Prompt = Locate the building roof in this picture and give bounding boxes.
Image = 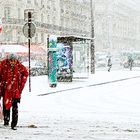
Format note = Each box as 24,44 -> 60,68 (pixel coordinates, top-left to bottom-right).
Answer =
57,35 -> 95,43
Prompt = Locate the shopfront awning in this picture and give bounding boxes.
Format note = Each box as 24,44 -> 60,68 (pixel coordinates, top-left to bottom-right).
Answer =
23,44 -> 46,55
0,45 -> 29,56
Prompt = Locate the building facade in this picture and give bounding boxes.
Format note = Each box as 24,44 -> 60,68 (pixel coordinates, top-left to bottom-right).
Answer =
0,0 -> 91,51
94,0 -> 140,55
1,0 -> 140,70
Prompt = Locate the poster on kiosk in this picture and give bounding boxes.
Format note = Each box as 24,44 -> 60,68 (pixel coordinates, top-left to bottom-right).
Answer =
57,43 -> 73,82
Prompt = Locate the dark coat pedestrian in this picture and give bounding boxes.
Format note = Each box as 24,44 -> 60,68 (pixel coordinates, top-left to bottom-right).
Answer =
107,57 -> 112,72
128,57 -> 133,71
0,54 -> 28,130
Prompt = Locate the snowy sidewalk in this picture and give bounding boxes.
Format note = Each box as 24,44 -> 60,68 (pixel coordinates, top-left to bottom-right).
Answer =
24,70 -> 140,96
1,70 -> 140,140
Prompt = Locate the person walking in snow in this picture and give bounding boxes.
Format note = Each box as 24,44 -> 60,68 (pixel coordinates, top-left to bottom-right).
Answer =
107,57 -> 112,72
0,54 -> 28,130
128,56 -> 133,71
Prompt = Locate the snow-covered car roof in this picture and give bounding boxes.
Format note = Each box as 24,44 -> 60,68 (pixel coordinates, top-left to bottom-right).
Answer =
22,61 -> 45,68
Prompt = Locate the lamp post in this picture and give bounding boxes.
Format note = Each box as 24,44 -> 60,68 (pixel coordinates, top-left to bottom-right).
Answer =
90,0 -> 95,74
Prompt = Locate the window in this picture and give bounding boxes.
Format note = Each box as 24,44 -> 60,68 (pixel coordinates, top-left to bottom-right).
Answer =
41,13 -> 44,23
18,8 -> 20,19
61,18 -> 64,27
4,7 -> 10,19
61,9 -> 64,13
47,15 -> 50,23
5,31 -> 12,42
35,33 -> 38,43
17,31 -> 20,43
41,0 -> 44,6
52,16 -> 55,24
41,33 -> 44,43
34,0 -> 38,5
27,0 -> 31,4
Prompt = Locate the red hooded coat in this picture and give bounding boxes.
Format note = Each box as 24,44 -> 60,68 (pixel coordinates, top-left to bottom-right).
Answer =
0,59 -> 28,109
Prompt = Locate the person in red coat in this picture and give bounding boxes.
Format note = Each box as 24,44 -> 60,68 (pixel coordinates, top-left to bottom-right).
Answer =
0,54 -> 28,130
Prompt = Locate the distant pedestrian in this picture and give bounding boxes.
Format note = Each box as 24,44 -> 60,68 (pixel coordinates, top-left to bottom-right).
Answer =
107,57 -> 112,72
0,54 -> 28,130
128,57 -> 133,71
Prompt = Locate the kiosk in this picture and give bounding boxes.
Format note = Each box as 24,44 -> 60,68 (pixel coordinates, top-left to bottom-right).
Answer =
57,36 -> 92,82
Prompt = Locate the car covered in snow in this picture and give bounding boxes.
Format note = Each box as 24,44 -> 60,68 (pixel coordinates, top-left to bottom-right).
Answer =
22,61 -> 47,76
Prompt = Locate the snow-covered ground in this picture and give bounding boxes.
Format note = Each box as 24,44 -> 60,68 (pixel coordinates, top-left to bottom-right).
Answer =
1,69 -> 140,140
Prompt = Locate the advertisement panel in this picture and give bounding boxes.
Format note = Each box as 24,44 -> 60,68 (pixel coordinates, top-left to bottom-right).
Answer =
57,43 -> 73,82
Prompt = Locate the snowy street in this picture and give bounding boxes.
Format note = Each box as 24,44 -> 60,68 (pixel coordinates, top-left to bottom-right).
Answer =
1,0 -> 140,139
1,70 -> 140,140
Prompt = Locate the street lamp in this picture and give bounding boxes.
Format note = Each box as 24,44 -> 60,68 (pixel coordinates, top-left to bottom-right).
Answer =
90,0 -> 95,74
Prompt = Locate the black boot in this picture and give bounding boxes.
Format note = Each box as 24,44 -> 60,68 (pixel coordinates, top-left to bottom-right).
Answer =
11,99 -> 18,130
4,121 -> 9,126
11,127 -> 17,130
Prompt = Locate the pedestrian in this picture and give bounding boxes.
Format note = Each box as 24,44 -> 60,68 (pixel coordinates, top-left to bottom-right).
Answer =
128,56 -> 133,71
107,57 -> 112,72
0,54 -> 28,130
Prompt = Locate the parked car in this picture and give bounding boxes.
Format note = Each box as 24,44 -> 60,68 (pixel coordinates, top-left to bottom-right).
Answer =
96,57 -> 107,67
22,61 -> 47,76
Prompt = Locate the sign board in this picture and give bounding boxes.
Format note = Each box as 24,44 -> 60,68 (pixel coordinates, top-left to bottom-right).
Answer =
23,22 -> 36,38
24,9 -> 34,22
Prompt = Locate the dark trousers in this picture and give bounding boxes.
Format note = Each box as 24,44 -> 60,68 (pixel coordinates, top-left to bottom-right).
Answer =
3,98 -> 18,128
108,65 -> 112,72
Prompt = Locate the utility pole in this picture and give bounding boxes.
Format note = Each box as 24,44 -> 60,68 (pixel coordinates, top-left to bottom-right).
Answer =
23,9 -> 36,92
28,11 -> 31,92
90,0 -> 95,74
